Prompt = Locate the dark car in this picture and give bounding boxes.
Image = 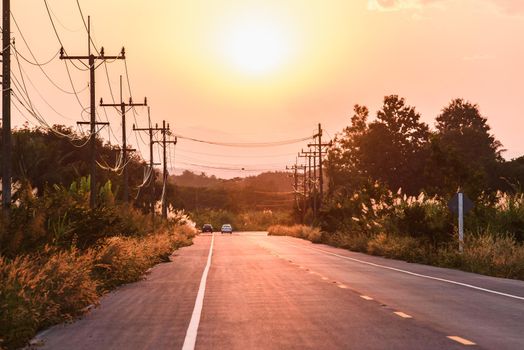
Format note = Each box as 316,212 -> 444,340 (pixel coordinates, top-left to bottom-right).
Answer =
202,224 -> 214,233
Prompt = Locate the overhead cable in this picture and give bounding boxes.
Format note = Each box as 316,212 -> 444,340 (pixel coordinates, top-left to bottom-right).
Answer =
173,134 -> 314,148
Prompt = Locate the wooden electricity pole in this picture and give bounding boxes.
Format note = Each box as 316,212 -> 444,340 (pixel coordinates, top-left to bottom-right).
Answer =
152,120 -> 176,219
2,0 -> 11,212
308,123 -> 331,209
100,76 -> 146,202
133,108 -> 162,228
60,16 -> 125,208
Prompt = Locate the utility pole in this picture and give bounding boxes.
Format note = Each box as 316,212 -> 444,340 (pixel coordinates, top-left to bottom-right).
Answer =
298,150 -> 313,218
60,16 -> 125,208
100,76 -> 146,203
308,123 -> 331,209
152,120 -> 176,219
133,108 -> 162,229
2,0 -> 11,212
286,162 -> 299,206
287,161 -> 306,222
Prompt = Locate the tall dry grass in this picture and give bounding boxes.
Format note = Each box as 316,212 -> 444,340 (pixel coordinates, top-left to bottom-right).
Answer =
0,225 -> 196,350
269,225 -> 524,281
268,224 -> 322,243
0,247 -> 98,349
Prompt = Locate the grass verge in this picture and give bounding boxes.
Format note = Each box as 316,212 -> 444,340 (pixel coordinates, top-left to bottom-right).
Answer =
0,225 -> 195,350
268,225 -> 524,281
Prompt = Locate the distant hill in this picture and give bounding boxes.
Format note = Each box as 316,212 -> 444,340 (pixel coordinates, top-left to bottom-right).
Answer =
170,170 -> 293,192
167,170 -> 295,212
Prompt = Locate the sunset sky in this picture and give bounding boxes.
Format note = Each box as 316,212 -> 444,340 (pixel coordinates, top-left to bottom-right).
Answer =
7,0 -> 524,178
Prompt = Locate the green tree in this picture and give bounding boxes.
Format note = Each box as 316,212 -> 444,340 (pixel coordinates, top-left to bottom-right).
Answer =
427,99 -> 503,198
359,95 -> 430,195
327,104 -> 369,194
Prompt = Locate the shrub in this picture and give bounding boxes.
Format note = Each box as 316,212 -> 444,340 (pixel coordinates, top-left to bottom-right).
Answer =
268,224 -> 322,243
191,209 -> 291,232
93,227 -> 195,291
323,231 -> 370,253
0,224 -> 196,350
366,233 -> 431,263
0,247 -> 98,349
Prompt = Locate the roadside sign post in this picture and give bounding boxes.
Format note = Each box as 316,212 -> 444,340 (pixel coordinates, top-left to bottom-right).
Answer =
448,192 -> 473,253
458,192 -> 464,252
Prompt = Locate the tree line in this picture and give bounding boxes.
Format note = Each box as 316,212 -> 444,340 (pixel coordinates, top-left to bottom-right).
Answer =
326,95 -> 521,199
0,125 -> 293,214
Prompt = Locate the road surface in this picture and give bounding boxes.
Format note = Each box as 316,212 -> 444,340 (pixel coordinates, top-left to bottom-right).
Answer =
34,232 -> 524,349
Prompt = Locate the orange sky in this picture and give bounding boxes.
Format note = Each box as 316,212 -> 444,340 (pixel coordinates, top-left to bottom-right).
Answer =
6,0 -> 524,178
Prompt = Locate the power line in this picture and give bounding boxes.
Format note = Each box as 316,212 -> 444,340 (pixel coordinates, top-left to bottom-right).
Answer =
43,0 -> 89,71
60,15 -> 125,208
11,10 -> 86,94
100,76 -> 147,202
76,0 -> 101,57
174,134 -> 314,148
176,161 -> 284,172
47,1 -> 82,33
11,45 -> 59,66
174,147 -> 297,159
12,42 -> 76,121
174,153 -> 289,168
124,59 -> 148,158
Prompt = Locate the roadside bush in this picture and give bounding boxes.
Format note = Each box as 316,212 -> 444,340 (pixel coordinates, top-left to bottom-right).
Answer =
366,233 -> 432,263
322,231 -> 370,253
0,179 -> 156,257
0,247 -> 98,350
0,225 -> 196,350
191,209 -> 291,231
435,232 -> 524,279
268,224 -> 322,243
273,224 -> 524,280
235,210 -> 293,231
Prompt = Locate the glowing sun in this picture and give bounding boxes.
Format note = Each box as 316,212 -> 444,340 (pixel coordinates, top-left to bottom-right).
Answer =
220,17 -> 291,76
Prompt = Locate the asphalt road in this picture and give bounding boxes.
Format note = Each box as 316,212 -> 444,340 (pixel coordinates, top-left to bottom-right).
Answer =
34,232 -> 524,350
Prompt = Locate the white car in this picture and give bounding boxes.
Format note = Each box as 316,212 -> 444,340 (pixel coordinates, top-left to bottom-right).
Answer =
221,224 -> 233,234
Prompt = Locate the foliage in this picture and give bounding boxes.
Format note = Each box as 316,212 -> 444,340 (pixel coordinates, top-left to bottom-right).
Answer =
0,247 -> 98,349
0,125 -> 149,204
190,209 -> 291,231
327,96 -> 507,203
0,178 -> 158,257
426,99 -> 503,197
168,171 -> 294,213
92,229 -> 194,290
320,183 -> 453,245
0,225 -> 195,350
268,224 -> 322,243
360,95 -> 430,195
270,225 -> 524,281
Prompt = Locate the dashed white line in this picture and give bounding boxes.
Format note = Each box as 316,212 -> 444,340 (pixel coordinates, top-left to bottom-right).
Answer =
182,233 -> 215,350
283,241 -> 524,301
447,336 -> 476,345
394,311 -> 412,319
360,295 -> 374,301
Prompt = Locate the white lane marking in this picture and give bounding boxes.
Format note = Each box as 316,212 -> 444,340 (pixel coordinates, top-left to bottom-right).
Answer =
283,241 -> 524,301
394,311 -> 412,319
360,295 -> 374,301
337,284 -> 349,289
182,233 -> 215,350
447,336 -> 476,345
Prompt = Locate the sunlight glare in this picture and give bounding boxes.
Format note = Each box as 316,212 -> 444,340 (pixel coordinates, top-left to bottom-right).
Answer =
221,17 -> 291,76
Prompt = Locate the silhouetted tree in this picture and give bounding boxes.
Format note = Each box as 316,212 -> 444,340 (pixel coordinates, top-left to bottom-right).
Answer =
359,95 -> 430,194
327,104 -> 369,193
427,99 -> 503,198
